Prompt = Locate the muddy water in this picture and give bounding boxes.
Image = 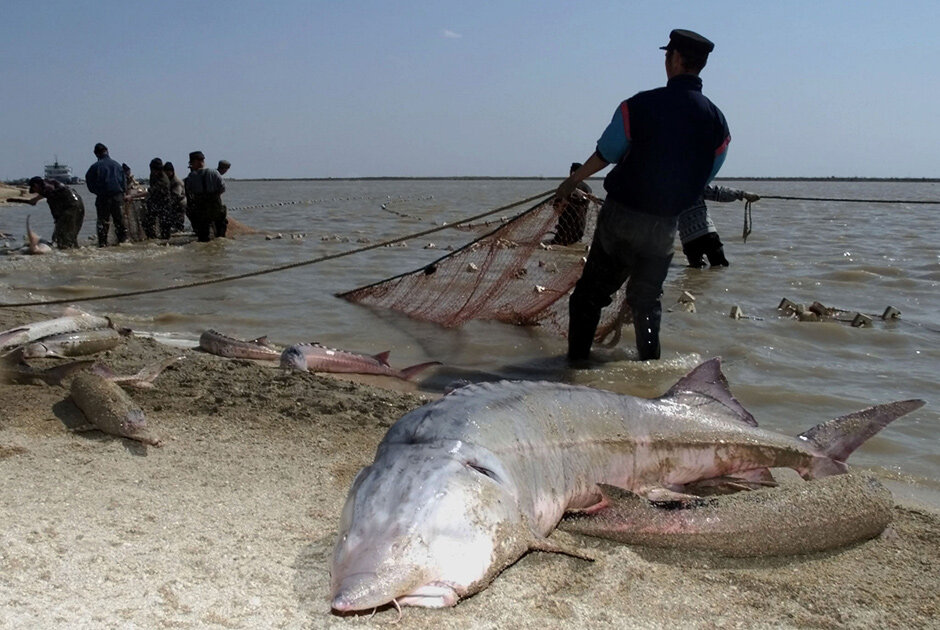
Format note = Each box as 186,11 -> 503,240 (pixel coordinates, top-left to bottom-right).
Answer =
1,179 -> 937,490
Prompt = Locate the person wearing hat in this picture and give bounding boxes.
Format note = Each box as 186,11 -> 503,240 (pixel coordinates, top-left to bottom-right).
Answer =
9,176 -> 85,249
679,184 -> 760,268
84,143 -> 128,246
549,161 -> 593,246
183,151 -> 227,241
554,29 -> 731,362
217,160 -> 231,176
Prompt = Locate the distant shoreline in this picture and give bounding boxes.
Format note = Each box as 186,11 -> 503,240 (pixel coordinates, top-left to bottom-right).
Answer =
229,176 -> 940,183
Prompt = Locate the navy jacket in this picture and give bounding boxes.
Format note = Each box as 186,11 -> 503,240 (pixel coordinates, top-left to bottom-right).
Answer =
85,155 -> 126,196
600,75 -> 730,218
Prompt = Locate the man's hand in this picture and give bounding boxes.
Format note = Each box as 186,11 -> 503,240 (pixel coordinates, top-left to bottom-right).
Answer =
554,177 -> 578,209
743,192 -> 760,202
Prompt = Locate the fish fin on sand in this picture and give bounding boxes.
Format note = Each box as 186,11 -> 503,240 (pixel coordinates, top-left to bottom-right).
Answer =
662,357 -> 757,427
639,486 -> 702,505
798,399 -> 926,477
249,335 -> 274,348
399,361 -> 443,381
684,469 -> 777,495
373,351 -> 392,366
530,531 -> 595,561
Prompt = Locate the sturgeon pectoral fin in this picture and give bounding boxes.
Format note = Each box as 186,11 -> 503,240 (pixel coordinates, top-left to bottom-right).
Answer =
684,469 -> 778,495
530,532 -> 595,561
639,485 -> 702,505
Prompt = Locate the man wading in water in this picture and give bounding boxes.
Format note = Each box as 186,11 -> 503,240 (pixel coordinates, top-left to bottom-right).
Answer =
184,151 -> 227,241
555,29 -> 731,363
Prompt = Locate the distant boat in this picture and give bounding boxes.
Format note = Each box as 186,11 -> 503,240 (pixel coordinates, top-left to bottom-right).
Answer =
44,156 -> 79,184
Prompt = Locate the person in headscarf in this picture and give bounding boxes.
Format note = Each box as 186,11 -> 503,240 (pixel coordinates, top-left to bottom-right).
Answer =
163,161 -> 187,233
142,158 -> 173,239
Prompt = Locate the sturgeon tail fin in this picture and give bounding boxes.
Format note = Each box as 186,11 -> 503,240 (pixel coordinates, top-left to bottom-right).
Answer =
798,399 -> 925,479
399,361 -> 443,381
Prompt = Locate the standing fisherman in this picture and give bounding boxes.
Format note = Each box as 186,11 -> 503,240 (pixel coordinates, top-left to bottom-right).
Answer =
555,30 -> 730,362
10,177 -> 85,248
84,143 -> 127,247
183,151 -> 227,241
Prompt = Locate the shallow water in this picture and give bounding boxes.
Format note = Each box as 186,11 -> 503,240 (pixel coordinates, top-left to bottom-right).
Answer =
2,179 -> 938,489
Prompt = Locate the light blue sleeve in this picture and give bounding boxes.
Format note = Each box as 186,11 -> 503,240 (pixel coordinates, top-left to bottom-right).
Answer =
596,102 -> 631,164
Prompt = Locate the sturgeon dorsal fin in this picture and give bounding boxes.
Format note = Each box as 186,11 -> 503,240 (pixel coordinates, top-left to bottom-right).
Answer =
373,351 -> 391,366
662,357 -> 757,426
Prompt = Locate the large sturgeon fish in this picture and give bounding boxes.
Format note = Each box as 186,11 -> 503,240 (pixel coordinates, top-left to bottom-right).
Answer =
329,358 -> 924,612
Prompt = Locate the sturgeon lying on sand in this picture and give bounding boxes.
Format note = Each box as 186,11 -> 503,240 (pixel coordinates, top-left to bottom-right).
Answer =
199,329 -> 281,361
22,326 -> 131,358
70,372 -> 163,446
280,342 -> 440,380
329,358 -> 924,612
561,473 -> 894,557
0,308 -> 113,351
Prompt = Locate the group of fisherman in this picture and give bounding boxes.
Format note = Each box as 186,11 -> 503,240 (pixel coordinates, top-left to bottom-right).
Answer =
11,145 -> 231,248
553,29 -> 759,364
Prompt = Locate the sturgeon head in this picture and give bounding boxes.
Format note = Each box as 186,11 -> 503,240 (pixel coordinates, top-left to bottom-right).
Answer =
330,440 -> 536,612
280,346 -> 308,372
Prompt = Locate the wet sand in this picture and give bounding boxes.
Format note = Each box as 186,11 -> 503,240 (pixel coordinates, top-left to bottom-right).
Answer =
0,306 -> 938,628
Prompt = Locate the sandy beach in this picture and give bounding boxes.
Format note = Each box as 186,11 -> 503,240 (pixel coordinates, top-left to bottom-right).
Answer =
0,305 -> 938,629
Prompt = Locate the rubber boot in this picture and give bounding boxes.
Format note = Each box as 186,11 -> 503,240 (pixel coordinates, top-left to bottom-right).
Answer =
633,308 -> 662,361
567,303 -> 602,364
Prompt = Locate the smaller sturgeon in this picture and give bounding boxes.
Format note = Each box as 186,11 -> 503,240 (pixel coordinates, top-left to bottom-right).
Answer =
70,372 -> 163,446
1,359 -> 96,386
90,355 -> 184,389
0,308 -> 113,350
22,326 -> 131,358
280,343 -> 440,380
199,329 -> 281,361
561,473 -> 894,557
23,215 -> 52,255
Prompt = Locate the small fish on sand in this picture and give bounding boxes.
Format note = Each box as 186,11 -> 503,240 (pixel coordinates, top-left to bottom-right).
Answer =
69,372 -> 163,446
1,358 -> 96,386
0,307 -> 113,351
280,342 -> 440,380
21,326 -> 131,358
90,356 -> 184,389
198,329 -> 280,361
560,473 -> 893,557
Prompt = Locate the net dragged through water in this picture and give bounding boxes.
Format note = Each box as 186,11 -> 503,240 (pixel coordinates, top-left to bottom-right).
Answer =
340,194 -> 631,343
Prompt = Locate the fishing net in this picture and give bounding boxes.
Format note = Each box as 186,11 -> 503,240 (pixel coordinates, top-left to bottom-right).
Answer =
340,193 -> 631,343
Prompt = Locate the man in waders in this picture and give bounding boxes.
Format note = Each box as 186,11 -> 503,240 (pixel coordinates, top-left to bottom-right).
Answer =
183,151 -> 227,241
85,143 -> 128,247
554,29 -> 730,363
11,177 -> 86,248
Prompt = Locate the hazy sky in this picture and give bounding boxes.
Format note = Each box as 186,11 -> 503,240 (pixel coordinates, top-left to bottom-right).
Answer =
2,1 -> 938,179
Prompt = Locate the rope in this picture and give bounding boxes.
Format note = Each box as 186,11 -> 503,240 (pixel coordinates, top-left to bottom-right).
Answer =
742,199 -> 753,243
0,190 -> 555,309
759,195 -> 940,204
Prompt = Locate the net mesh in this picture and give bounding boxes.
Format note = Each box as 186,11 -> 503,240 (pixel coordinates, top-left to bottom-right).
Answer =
340,194 -> 631,343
